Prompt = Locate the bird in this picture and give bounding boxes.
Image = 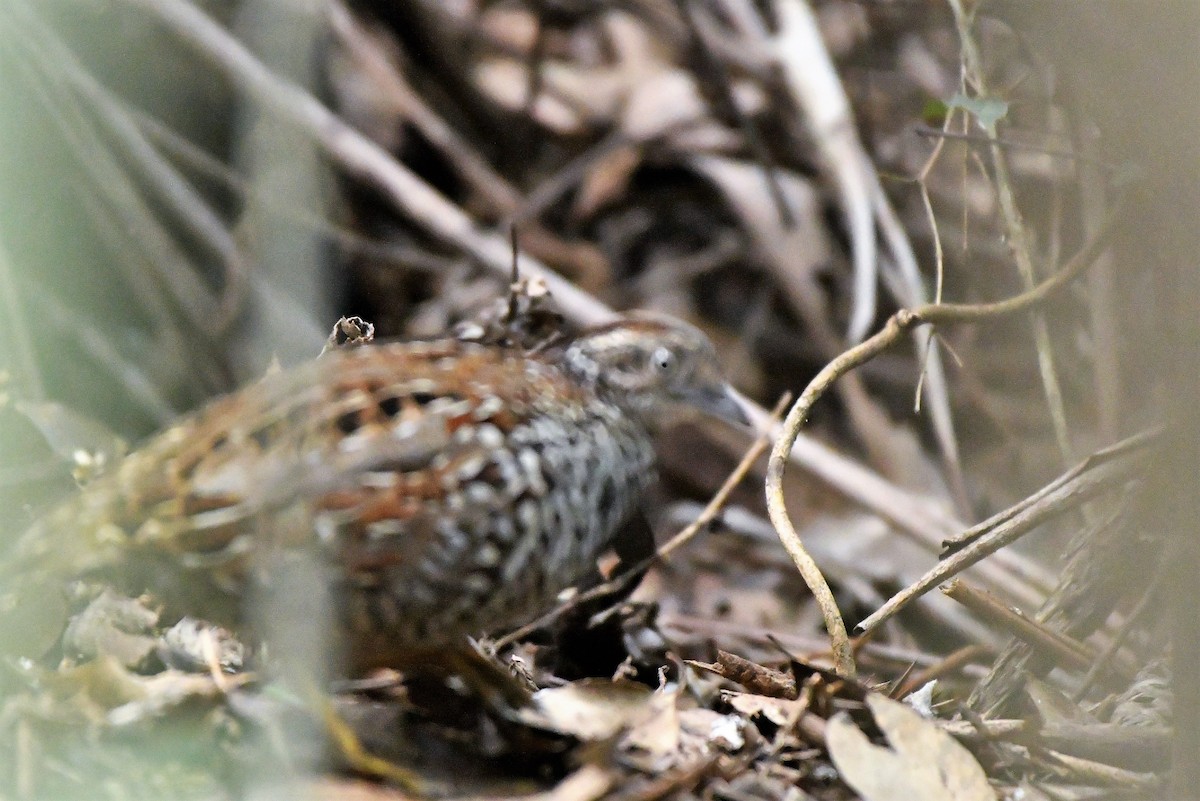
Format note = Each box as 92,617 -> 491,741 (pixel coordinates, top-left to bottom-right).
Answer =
1,312 -> 748,674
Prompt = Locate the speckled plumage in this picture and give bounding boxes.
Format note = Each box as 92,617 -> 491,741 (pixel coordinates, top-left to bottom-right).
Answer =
7,314 -> 744,669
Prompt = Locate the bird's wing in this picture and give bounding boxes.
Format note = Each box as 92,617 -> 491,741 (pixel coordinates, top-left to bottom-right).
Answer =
9,341 -> 585,585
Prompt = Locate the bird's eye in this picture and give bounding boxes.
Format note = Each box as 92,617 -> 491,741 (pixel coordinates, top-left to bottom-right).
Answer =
651,347 -> 676,373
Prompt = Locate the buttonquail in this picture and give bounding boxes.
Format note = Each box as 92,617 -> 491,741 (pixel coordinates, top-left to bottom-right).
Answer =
3,313 -> 747,671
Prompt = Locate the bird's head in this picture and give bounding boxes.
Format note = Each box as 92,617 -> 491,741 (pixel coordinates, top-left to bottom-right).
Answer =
563,313 -> 749,428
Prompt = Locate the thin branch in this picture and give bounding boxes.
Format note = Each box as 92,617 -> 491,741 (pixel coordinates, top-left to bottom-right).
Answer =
941,580 -> 1135,680
770,0 -> 968,512
940,719 -> 1170,774
909,108 -> 970,513
858,428 -> 1149,636
773,0 -> 876,344
130,105 -> 456,274
894,643 -> 991,698
767,196 -> 1122,667
327,1 -> 521,214
659,393 -> 790,559
1071,553 -> 1167,702
912,124 -> 1114,168
943,429 -> 1156,552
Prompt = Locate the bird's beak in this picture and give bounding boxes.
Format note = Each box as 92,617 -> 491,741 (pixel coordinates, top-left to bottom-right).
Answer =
681,382 -> 752,427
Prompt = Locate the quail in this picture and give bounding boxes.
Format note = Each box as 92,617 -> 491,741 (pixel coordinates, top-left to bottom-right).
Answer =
2,313 -> 747,672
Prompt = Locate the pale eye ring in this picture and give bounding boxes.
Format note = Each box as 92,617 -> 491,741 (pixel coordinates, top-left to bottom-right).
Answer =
651,347 -> 676,373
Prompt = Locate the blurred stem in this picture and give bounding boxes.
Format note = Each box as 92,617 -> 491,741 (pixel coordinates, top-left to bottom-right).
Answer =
0,226 -> 44,401
946,0 -> 1075,467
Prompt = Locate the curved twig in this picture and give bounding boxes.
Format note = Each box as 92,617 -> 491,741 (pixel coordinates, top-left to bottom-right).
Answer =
766,197 -> 1123,680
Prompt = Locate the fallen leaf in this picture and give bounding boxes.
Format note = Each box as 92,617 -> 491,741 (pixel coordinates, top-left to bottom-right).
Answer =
680,708 -> 744,752
725,692 -> 806,728
621,687 -> 680,758
523,679 -> 659,741
574,144 -> 643,220
826,693 -> 994,801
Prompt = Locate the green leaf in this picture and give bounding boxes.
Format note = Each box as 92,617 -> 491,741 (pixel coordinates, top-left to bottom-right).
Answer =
946,92 -> 1009,129
922,98 -> 950,126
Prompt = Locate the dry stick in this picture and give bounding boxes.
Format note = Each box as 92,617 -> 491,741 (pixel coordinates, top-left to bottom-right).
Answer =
119,0 -> 615,327
329,1 -> 609,289
941,719 -> 1171,774
941,580 -> 1126,677
660,612 -> 964,671
1034,750 -> 1161,792
773,0 -> 876,344
943,429 -> 1157,552
327,1 -> 520,214
894,643 -> 991,699
766,200 -> 1122,679
912,125 -> 1118,169
771,0 -> 968,513
911,109 -> 971,515
659,395 -> 790,558
733,405 -> 1055,613
859,430 -> 1149,637
493,394 -> 789,650
515,115 -> 718,228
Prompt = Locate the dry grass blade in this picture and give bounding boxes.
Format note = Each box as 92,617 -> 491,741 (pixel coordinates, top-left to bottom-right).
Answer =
0,229 -> 44,402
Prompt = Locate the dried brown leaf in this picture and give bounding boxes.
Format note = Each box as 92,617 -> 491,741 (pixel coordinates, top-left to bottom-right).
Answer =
574,145 -> 643,221
724,692 -> 807,728
523,678 -> 659,741
826,693 -> 994,801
